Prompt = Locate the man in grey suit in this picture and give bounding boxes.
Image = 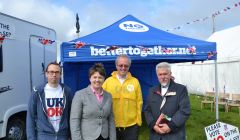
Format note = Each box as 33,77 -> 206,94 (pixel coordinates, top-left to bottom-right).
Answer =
70,63 -> 116,140
144,62 -> 190,140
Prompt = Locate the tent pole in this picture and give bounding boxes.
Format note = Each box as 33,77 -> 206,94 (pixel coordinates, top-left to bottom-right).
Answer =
212,14 -> 219,121
214,60 -> 219,121
212,14 -> 216,34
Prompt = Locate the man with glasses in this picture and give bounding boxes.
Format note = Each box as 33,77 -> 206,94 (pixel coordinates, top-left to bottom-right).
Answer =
103,54 -> 143,140
27,62 -> 72,140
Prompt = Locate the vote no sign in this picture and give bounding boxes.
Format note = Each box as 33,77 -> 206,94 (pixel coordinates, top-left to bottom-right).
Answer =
205,122 -> 240,140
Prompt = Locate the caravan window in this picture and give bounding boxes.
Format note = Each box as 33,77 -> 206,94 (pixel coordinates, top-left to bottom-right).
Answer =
0,44 -> 2,72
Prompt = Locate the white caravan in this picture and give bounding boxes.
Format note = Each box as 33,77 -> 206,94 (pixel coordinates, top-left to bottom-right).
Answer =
0,12 -> 56,139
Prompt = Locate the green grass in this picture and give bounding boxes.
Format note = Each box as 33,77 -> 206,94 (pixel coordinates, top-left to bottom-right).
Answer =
139,94 -> 240,140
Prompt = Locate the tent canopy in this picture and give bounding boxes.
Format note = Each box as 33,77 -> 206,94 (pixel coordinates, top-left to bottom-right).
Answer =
60,15 -> 216,108
61,15 -> 216,63
208,25 -> 240,62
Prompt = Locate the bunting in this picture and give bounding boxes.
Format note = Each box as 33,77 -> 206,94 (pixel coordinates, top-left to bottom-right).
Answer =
207,51 -> 217,59
161,47 -> 174,53
0,34 -> 5,45
188,45 -> 196,54
106,46 -> 119,51
72,43 -> 215,58
38,38 -> 55,45
166,2 -> 240,32
75,41 -> 85,49
0,35 -> 57,46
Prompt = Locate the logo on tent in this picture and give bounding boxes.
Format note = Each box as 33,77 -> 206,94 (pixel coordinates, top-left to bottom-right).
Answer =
119,21 -> 149,32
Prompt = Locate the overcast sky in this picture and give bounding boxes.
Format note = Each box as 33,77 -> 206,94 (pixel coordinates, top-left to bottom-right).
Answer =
1,0 -> 240,42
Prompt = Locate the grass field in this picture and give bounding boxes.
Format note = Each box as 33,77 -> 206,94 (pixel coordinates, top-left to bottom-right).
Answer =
139,94 -> 240,140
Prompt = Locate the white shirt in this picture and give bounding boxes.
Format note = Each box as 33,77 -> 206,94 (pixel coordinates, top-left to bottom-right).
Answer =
44,84 -> 63,132
117,74 -> 127,85
161,86 -> 168,96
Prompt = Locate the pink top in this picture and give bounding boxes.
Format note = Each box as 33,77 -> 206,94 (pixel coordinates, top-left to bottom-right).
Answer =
91,86 -> 103,103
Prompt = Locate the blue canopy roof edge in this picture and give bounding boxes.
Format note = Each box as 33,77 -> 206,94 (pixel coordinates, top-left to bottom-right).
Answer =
61,14 -> 216,63
61,44 -> 217,63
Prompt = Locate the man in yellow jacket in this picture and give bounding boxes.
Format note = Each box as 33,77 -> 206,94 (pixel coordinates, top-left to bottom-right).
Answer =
102,54 -> 143,140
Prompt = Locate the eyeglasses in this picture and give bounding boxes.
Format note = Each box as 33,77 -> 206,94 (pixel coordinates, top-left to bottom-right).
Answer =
118,64 -> 129,68
47,71 -> 60,75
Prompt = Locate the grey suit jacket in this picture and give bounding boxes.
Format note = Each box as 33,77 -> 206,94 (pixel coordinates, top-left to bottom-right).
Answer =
144,80 -> 190,140
70,86 -> 116,140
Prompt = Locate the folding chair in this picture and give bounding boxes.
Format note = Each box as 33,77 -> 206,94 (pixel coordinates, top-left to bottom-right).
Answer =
215,93 -> 229,112
201,92 -> 215,112
226,94 -> 240,115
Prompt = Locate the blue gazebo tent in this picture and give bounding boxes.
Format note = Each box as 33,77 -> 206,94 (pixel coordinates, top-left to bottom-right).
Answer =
61,15 -> 216,108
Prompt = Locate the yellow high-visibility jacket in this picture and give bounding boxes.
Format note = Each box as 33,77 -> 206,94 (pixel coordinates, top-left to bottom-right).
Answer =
102,71 -> 143,127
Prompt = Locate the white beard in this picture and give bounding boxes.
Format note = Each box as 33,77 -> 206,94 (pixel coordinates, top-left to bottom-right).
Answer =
161,82 -> 168,86
161,81 -> 170,87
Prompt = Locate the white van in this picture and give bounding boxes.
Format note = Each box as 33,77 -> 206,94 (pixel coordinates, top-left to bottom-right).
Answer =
0,12 -> 56,139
